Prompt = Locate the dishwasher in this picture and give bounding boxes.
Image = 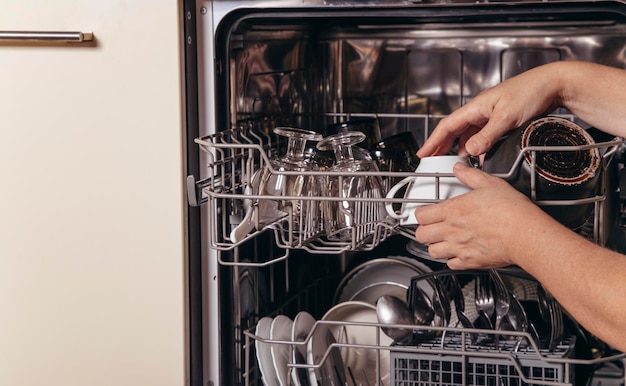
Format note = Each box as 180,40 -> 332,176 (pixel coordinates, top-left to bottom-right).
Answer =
183,1 -> 626,385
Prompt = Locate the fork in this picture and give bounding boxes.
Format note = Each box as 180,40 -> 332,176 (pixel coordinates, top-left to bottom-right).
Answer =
489,269 -> 511,349
474,272 -> 495,330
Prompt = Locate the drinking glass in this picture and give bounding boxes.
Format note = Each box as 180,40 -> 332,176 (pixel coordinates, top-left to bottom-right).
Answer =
325,117 -> 382,150
326,117 -> 380,162
257,126 -> 324,245
316,131 -> 385,244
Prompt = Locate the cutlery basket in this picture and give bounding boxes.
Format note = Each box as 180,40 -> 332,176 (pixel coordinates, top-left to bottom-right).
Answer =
390,333 -> 577,386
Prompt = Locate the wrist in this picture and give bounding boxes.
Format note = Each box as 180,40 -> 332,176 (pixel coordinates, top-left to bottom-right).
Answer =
540,61 -> 572,109
548,61 -> 601,113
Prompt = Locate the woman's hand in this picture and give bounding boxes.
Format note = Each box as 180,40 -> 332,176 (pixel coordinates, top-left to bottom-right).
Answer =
413,162 -> 559,269
417,64 -> 562,158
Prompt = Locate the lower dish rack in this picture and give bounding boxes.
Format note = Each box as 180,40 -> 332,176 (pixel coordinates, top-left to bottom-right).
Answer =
243,320 -> 626,386
240,266 -> 626,386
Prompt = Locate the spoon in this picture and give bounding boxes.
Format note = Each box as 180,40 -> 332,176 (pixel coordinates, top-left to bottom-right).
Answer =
376,295 -> 415,341
432,274 -> 451,327
409,285 -> 435,326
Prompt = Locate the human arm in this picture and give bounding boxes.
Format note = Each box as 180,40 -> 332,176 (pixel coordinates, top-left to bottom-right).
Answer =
418,61 -> 626,158
414,163 -> 626,352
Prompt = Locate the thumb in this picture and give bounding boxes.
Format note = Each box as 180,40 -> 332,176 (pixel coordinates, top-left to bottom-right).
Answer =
453,162 -> 501,190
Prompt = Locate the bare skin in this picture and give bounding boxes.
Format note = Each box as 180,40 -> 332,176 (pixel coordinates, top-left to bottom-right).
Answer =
414,61 -> 626,352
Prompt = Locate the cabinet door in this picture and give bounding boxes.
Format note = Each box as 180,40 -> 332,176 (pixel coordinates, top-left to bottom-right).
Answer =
0,2 -> 185,386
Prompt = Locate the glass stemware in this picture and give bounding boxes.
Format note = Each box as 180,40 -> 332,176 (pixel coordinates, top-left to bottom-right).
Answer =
326,117 -> 382,150
316,131 -> 385,244
257,126 -> 324,246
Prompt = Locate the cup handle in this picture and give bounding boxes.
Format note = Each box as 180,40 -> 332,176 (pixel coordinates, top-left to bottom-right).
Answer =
385,176 -> 413,219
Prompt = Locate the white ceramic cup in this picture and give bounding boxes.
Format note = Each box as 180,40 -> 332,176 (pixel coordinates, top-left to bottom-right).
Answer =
385,155 -> 472,225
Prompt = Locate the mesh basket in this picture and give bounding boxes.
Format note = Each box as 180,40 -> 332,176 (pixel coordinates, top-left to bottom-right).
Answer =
391,334 -> 576,386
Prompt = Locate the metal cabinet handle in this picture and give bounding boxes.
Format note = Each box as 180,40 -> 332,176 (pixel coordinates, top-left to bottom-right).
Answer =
0,31 -> 93,43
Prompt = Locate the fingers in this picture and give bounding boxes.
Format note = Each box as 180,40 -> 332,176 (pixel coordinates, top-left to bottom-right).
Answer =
456,125 -> 482,157
414,219 -> 447,244
452,162 -> 501,190
412,164 -> 486,228
463,108 -> 526,155
416,228 -> 468,265
417,89 -> 526,158
417,102 -> 490,158
416,125 -> 463,157
413,198 -> 474,267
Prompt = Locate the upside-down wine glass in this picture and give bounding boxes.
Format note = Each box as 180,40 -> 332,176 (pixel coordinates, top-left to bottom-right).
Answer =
257,126 -> 324,246
316,131 -> 385,245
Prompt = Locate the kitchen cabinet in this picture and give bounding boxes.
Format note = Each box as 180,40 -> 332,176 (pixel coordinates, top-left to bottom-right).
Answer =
0,1 -> 186,385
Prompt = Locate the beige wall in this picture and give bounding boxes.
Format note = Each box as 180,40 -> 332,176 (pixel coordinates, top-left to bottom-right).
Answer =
0,1 -> 186,385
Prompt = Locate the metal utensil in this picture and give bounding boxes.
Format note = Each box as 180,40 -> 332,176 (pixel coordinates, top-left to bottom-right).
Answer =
410,285 -> 436,326
528,321 -> 542,350
376,295 -> 414,341
489,269 -> 511,349
506,293 -> 528,333
538,284 -> 564,351
507,290 -> 538,351
474,272 -> 495,330
449,273 -> 477,344
432,274 -> 451,328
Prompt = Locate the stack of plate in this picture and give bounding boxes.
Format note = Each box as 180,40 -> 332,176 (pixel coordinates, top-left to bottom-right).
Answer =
326,255 -> 435,385
255,311 -> 345,386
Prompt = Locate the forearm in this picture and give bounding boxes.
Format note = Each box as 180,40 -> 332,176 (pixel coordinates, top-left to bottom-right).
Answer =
418,60 -> 626,158
553,61 -> 626,137
509,217 -> 626,351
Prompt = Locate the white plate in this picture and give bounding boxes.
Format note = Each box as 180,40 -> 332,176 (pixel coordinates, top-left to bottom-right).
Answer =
322,301 -> 393,386
336,256 -> 434,305
255,317 -> 278,386
270,315 -> 294,386
291,311 -> 316,386
307,321 -> 345,386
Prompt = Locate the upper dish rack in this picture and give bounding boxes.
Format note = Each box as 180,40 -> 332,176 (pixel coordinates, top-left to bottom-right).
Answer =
187,113 -> 623,256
